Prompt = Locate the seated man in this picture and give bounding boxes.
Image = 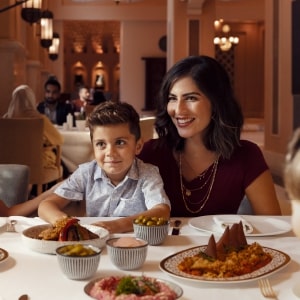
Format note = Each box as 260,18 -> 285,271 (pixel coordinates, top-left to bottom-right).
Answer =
37,77 -> 73,125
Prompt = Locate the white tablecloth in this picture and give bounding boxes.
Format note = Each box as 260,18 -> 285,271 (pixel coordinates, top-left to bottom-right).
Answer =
58,127 -> 94,172
1,216 -> 300,300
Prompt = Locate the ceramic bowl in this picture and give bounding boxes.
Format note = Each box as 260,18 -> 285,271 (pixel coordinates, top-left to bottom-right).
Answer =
133,221 -> 169,245
106,237 -> 148,270
22,224 -> 109,254
56,244 -> 101,280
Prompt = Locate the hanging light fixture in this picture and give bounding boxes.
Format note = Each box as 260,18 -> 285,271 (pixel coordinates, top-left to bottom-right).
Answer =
21,0 -> 42,24
214,20 -> 239,52
48,32 -> 60,61
40,10 -> 53,48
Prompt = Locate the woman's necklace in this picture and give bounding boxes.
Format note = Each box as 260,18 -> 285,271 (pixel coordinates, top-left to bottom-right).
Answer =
179,153 -> 219,214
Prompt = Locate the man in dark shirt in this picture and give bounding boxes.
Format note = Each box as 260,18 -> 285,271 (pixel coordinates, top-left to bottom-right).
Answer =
37,77 -> 73,125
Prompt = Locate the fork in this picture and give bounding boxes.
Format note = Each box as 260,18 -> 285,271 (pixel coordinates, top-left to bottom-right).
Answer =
6,220 -> 17,232
258,278 -> 278,299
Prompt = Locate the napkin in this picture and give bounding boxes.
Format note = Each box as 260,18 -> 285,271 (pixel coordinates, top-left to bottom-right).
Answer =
7,216 -> 48,233
213,215 -> 254,234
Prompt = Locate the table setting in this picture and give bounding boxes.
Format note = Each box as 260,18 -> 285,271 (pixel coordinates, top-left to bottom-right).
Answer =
1,215 -> 300,300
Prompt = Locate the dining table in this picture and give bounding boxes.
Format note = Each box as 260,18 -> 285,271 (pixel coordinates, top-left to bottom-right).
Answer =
1,215 -> 300,300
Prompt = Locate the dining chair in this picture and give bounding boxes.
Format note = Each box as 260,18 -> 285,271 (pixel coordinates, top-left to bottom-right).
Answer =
0,164 -> 29,207
140,116 -> 156,142
0,118 -> 63,195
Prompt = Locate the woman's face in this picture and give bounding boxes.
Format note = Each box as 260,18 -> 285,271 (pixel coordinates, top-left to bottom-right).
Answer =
167,76 -> 212,139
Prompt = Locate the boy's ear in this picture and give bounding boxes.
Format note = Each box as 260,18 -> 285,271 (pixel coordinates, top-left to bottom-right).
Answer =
135,138 -> 144,155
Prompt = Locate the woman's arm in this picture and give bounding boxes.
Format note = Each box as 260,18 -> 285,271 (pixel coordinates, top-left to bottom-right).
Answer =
92,203 -> 171,234
246,170 -> 282,215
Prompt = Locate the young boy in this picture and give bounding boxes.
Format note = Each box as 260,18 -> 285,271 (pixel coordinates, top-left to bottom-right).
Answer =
38,101 -> 170,233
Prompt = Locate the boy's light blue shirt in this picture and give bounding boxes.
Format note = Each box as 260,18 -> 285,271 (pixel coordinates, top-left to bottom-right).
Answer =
55,158 -> 171,217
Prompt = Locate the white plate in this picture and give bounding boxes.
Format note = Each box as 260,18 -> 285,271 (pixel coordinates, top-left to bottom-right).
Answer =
84,276 -> 183,299
189,215 -> 292,236
0,248 -> 9,264
160,245 -> 290,284
22,224 -> 110,254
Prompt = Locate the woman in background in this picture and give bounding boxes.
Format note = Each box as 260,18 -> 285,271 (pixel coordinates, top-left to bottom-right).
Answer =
3,85 -> 63,170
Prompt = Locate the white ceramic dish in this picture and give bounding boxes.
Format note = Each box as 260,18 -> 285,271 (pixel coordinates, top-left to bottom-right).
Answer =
189,215 -> 292,236
0,248 -> 9,264
84,276 -> 183,299
160,245 -> 290,284
22,224 -> 109,254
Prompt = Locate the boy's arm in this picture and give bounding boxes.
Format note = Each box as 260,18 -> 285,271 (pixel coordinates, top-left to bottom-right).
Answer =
38,193 -> 71,225
92,203 -> 170,234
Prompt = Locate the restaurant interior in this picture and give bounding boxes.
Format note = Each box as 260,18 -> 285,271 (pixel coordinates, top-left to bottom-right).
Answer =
2,2 -> 300,299
0,0 -> 298,207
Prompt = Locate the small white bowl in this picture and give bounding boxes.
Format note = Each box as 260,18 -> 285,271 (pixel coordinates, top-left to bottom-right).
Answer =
106,237 -> 148,270
56,244 -> 101,280
133,222 -> 169,245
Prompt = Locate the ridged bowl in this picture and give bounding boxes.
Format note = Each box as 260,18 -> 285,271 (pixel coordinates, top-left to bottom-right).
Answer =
133,222 -> 169,245
56,244 -> 101,280
106,237 -> 148,270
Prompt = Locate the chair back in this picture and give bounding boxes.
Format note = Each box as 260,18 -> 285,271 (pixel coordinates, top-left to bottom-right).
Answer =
0,118 -> 62,194
0,164 -> 29,207
140,116 -> 156,142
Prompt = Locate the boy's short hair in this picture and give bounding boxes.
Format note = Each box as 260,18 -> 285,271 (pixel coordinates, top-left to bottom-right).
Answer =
87,101 -> 141,141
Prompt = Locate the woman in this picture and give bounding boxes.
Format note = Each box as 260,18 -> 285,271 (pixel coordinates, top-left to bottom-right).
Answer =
138,55 -> 281,217
3,85 -> 63,169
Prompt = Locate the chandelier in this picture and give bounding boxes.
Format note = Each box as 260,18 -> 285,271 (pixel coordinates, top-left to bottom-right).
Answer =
214,20 -> 239,52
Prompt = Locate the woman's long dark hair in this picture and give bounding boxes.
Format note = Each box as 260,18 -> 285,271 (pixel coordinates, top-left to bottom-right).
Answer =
155,55 -> 243,159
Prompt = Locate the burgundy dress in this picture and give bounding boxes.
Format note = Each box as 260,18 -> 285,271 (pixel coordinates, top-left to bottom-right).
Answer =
138,139 -> 268,217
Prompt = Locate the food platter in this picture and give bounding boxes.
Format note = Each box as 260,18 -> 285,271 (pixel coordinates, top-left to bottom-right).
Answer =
84,276 -> 183,299
189,215 -> 292,236
21,224 -> 110,254
0,248 -> 9,264
160,245 -> 290,284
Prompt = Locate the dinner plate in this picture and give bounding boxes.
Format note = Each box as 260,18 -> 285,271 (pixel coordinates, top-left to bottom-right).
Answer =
84,276 -> 183,299
189,215 -> 292,236
21,224 -> 110,254
0,248 -> 9,264
160,245 -> 290,284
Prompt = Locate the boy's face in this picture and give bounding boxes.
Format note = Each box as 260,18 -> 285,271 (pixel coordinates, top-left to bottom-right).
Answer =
92,123 -> 143,185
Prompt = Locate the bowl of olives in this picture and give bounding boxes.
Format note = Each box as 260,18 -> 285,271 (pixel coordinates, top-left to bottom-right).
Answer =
56,244 -> 101,280
133,216 -> 169,246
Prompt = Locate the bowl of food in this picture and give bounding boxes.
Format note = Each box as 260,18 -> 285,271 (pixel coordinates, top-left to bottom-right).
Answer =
84,275 -> 183,299
133,216 -> 169,245
22,218 -> 109,254
106,237 -> 148,270
56,244 -> 101,280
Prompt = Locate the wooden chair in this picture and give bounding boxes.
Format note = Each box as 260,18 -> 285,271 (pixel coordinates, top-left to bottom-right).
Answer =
140,116 -> 156,142
0,164 -> 29,207
0,118 -> 62,195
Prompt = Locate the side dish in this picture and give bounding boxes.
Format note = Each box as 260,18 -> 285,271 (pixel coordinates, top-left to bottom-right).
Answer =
89,275 -> 178,300
178,222 -> 272,278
